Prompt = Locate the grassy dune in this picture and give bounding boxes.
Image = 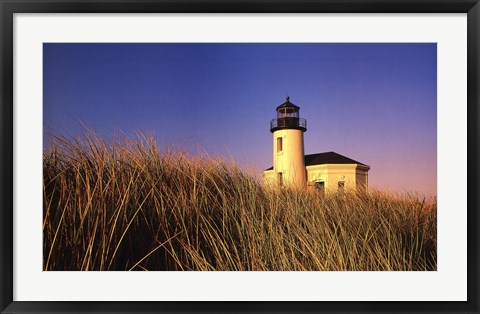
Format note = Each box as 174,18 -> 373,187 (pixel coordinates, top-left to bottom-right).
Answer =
43,131 -> 436,271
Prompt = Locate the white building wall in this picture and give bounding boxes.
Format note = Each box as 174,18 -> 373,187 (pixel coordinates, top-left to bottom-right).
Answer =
306,164 -> 356,193
264,162 -> 370,193
273,129 -> 306,188
355,165 -> 370,193
263,169 -> 275,186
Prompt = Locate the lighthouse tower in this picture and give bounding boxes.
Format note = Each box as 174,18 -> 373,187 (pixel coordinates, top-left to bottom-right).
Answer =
270,96 -> 307,188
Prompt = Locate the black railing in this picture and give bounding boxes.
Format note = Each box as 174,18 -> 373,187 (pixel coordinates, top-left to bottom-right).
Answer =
270,118 -> 307,132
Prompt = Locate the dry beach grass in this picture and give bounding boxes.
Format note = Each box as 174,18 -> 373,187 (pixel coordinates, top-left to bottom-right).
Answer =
43,131 -> 437,271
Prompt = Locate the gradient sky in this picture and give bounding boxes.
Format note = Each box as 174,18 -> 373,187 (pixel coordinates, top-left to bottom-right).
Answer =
44,43 -> 437,196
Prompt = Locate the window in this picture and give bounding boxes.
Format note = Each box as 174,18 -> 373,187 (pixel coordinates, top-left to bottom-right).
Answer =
278,172 -> 283,186
277,137 -> 283,153
315,181 -> 325,195
315,181 -> 325,191
338,181 -> 345,194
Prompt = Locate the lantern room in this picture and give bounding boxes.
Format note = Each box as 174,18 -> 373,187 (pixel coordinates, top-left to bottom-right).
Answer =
270,96 -> 307,133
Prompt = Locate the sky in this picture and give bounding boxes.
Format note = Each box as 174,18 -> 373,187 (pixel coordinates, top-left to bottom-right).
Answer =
43,43 -> 437,197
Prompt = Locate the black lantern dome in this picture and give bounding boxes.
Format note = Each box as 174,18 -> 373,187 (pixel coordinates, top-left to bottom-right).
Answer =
270,96 -> 307,132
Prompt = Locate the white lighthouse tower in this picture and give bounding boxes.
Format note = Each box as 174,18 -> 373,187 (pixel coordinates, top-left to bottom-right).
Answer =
269,96 -> 307,188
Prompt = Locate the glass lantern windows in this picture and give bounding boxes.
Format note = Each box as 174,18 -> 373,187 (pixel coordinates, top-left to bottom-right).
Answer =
277,107 -> 299,119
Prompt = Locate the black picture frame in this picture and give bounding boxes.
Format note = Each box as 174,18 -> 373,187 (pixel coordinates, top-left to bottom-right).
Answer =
1,0 -> 479,313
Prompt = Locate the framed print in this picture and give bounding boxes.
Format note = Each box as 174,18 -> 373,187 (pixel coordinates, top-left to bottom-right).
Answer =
1,0 -> 479,313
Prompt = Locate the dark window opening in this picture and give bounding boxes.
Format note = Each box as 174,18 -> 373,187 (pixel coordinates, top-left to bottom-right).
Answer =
315,181 -> 325,191
315,181 -> 325,195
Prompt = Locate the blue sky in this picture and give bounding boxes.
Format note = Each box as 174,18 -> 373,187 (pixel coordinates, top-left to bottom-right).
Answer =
44,43 -> 437,196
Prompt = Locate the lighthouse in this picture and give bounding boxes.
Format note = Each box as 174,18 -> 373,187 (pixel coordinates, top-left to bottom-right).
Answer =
269,96 -> 307,188
264,97 -> 370,192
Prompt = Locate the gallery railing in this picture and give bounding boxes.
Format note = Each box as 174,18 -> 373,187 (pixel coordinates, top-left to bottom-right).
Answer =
270,118 -> 307,132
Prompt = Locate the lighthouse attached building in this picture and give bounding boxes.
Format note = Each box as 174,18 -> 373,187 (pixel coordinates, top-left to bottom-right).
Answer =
263,97 -> 370,193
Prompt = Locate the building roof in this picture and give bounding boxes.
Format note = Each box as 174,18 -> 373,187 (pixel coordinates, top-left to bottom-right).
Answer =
264,151 -> 368,171
305,152 -> 367,166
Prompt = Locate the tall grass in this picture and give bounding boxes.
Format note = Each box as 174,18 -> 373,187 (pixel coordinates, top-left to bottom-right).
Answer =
43,131 -> 436,271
